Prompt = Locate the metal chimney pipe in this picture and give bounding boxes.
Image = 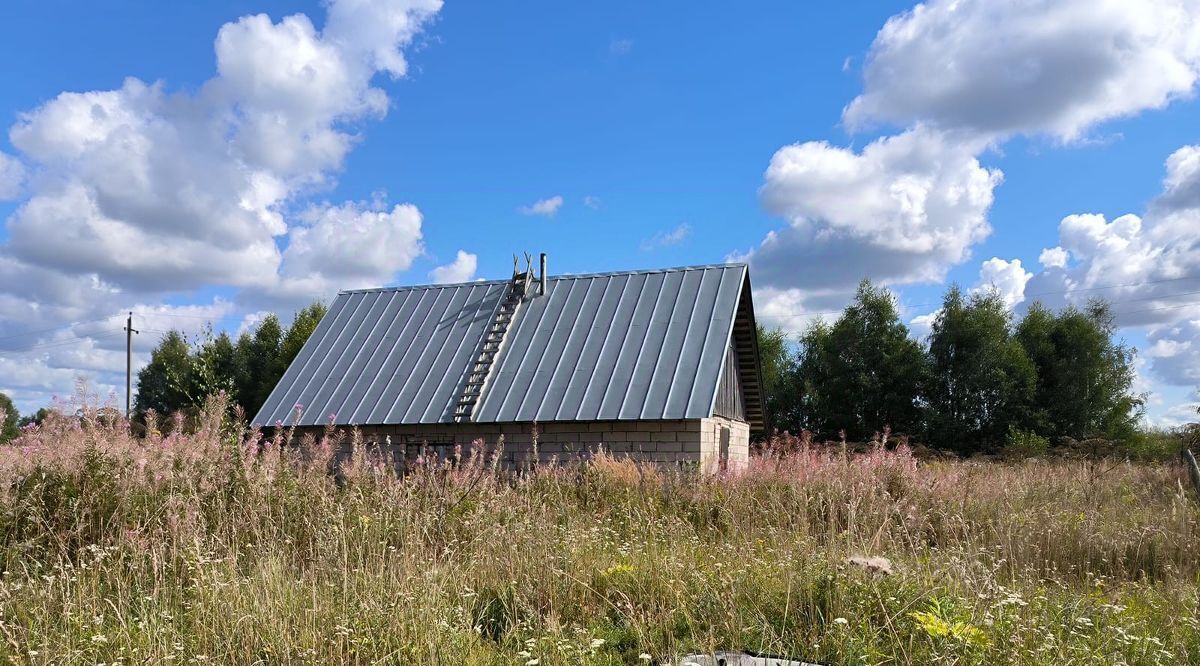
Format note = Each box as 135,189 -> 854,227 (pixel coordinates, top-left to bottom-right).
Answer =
539,253 -> 547,296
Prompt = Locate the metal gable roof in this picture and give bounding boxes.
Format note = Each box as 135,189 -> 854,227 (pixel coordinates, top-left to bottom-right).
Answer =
253,263 -> 756,427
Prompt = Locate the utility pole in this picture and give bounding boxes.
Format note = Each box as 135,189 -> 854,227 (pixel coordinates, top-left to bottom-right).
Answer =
124,312 -> 139,419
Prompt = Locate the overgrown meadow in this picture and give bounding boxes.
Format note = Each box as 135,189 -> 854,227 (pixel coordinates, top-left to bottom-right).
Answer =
0,396 -> 1197,665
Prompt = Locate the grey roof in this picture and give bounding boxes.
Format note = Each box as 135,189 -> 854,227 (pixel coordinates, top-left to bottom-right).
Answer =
254,263 -> 762,428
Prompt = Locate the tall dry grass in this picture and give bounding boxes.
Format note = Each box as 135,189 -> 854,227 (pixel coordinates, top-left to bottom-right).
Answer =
0,395 -> 1196,664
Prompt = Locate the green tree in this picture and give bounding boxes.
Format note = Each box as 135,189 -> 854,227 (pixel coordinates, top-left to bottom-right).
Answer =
235,314 -> 285,419
188,330 -> 239,405
756,324 -> 801,433
18,407 -> 53,429
134,331 -> 192,420
925,287 -> 1036,453
1016,299 -> 1143,441
134,302 -> 326,426
281,303 -> 327,366
0,393 -> 19,442
796,280 -> 926,440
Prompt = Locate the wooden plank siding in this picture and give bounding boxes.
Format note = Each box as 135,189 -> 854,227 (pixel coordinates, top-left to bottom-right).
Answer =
713,341 -> 746,422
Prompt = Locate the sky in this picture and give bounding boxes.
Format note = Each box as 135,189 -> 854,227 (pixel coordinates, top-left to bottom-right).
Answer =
0,0 -> 1198,426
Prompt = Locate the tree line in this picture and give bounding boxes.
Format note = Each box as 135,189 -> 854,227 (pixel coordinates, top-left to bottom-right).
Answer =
0,394 -> 60,442
758,280 -> 1145,454
0,303 -> 326,441
0,282 -> 1170,454
134,303 -> 326,425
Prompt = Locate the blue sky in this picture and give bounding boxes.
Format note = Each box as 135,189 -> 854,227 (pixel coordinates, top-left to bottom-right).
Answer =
0,0 -> 1198,424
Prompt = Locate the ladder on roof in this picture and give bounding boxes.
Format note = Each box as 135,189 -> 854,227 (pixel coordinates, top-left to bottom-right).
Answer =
454,269 -> 531,422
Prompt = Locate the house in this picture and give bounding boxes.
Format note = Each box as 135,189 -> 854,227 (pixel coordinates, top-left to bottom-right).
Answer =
253,258 -> 763,471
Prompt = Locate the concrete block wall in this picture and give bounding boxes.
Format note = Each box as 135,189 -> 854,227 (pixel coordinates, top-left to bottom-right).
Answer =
699,415 -> 751,473
298,418 -> 750,471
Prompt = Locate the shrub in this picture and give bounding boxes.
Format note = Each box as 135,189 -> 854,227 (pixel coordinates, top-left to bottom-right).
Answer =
1004,425 -> 1050,459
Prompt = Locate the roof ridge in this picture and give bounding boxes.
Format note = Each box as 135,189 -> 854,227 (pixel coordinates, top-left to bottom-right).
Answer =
340,262 -> 747,295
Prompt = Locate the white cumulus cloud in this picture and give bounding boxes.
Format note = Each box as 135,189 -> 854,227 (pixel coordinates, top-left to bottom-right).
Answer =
748,0 -> 1200,424
0,151 -> 23,200
641,223 -> 691,251
1145,319 -> 1200,387
246,200 -> 425,308
1038,246 -> 1069,269
324,0 -> 442,78
908,310 -> 939,342
844,0 -> 1200,141
430,250 -> 478,284
0,0 -> 442,412
1017,143 -> 1200,405
750,127 -> 1001,291
519,195 -> 564,217
974,257 -> 1033,308
1024,210 -> 1200,327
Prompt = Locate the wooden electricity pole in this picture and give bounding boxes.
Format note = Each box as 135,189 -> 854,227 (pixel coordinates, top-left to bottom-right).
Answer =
124,312 -> 138,419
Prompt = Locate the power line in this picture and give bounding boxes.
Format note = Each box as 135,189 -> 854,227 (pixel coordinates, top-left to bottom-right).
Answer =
1100,289 -> 1200,306
0,309 -> 235,354
0,330 -> 126,356
1112,300 -> 1200,317
0,317 -> 113,344
1025,273 -> 1200,297
21,330 -> 123,351
0,319 -> 235,358
133,311 -> 239,322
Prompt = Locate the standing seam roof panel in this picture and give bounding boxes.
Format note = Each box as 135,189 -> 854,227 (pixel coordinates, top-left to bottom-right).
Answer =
694,266 -> 746,415
664,267 -> 726,417
619,270 -> 687,419
569,273 -> 643,421
355,288 -> 443,424
540,278 -> 607,421
517,279 -> 593,421
336,290 -> 415,424
596,272 -> 665,419
478,278 -> 560,420
385,286 -> 477,423
637,268 -> 703,419
255,294 -> 352,426
303,291 -> 396,426
552,274 -> 629,421
652,267 -> 715,417
357,288 -> 444,424
411,284 -> 502,423
252,264 -> 753,426
506,279 -> 576,421
293,292 -> 373,426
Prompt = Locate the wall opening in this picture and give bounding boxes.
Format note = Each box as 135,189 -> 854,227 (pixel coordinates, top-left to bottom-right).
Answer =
719,426 -> 730,472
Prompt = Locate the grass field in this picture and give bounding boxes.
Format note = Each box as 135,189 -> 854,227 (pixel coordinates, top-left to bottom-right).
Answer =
0,398 -> 1197,665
